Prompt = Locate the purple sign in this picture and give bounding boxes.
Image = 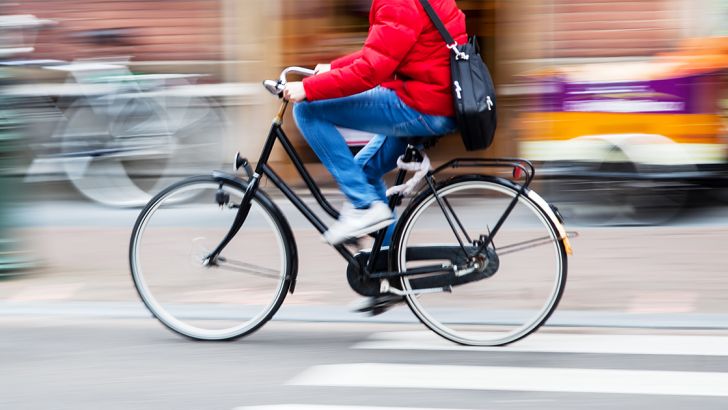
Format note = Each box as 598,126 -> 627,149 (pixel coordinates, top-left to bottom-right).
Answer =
537,75 -> 702,114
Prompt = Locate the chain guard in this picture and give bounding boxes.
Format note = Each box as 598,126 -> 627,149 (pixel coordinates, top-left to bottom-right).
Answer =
346,246 -> 500,297
407,246 -> 499,290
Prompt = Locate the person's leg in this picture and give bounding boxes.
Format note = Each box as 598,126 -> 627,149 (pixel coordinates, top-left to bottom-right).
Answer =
293,103 -> 379,209
293,87 -> 450,205
292,86 -> 455,244
354,135 -> 408,246
351,108 -> 456,246
354,135 -> 407,202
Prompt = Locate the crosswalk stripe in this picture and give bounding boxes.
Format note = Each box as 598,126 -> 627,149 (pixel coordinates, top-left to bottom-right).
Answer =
235,406 -> 474,410
352,331 -> 728,356
287,363 -> 728,397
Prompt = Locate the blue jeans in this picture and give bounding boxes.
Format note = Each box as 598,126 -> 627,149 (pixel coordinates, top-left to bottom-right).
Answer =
293,87 -> 456,209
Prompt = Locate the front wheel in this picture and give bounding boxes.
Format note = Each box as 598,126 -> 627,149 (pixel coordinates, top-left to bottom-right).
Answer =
129,175 -> 296,340
391,175 -> 568,346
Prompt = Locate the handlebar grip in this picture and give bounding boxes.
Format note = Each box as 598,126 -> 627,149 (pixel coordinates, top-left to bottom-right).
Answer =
263,66 -> 316,98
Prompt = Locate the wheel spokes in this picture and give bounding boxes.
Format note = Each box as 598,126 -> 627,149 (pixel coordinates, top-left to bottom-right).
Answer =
215,257 -> 282,280
495,236 -> 560,256
397,179 -> 567,346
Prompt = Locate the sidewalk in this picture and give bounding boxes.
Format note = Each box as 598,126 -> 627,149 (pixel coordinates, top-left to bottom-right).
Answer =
2,223 -> 728,327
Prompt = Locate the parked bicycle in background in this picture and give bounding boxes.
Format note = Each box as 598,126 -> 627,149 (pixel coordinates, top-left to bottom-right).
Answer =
1,14 -> 237,207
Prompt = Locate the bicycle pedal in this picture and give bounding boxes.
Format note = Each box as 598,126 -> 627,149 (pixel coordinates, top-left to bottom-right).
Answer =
351,295 -> 404,316
369,306 -> 389,317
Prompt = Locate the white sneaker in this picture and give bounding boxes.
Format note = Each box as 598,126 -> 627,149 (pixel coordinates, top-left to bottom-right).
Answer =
324,201 -> 393,245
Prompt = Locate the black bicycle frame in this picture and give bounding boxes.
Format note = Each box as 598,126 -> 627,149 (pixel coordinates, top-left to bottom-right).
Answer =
204,100 -> 413,277
430,158 -> 537,256
204,99 -> 537,283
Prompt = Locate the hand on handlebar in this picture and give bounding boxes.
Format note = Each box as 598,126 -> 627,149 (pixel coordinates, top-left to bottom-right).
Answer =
263,67 -> 316,99
283,82 -> 307,103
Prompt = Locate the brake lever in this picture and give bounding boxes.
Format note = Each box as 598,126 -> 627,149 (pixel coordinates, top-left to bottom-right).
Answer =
263,79 -> 284,98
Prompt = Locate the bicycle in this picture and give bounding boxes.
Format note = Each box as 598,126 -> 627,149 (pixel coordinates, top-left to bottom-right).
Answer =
47,57 -> 228,207
1,19 -> 229,207
129,66 -> 574,346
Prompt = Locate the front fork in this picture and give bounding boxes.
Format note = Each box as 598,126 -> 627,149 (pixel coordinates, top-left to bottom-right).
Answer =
203,105 -> 285,265
203,172 -> 262,266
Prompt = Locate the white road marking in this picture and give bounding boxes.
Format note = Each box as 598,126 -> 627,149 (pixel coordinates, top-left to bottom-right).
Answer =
287,363 -> 728,397
352,331 -> 728,356
235,406 -> 474,410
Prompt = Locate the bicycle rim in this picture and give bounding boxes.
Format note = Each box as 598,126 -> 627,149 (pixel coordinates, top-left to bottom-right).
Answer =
394,177 -> 567,346
129,177 -> 291,340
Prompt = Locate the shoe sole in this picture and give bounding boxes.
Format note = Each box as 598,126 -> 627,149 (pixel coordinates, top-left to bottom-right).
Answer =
325,218 -> 394,245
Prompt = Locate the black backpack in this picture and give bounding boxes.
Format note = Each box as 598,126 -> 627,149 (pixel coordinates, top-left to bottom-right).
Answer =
419,0 -> 497,151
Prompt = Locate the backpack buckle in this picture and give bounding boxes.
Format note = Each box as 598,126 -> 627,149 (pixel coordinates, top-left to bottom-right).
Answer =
448,43 -> 469,60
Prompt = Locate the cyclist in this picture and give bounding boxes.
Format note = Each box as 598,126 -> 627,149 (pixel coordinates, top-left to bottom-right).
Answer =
284,0 -> 467,245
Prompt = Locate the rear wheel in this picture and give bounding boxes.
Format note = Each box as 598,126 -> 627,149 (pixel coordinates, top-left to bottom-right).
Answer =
392,175 -> 568,346
129,175 -> 295,340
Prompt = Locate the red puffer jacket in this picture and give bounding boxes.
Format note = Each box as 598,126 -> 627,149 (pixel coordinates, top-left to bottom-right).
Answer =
302,0 -> 467,117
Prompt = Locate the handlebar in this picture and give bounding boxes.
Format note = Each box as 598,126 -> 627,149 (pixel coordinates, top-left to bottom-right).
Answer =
263,66 -> 316,97
280,66 -> 316,82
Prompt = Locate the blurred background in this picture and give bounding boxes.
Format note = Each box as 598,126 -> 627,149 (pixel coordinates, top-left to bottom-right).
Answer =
1,1 -> 728,407
1,1 -> 727,215
0,0 -> 727,309
1,0 -> 727,310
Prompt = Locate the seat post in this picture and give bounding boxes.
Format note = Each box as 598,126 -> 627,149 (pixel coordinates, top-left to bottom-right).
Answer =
364,144 -> 420,275
392,144 -> 421,194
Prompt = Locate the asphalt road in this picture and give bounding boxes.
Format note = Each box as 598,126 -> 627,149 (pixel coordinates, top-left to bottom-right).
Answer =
3,196 -> 728,409
3,316 -> 728,410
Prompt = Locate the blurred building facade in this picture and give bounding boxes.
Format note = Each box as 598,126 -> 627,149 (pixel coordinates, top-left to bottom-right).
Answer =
2,0 -> 224,61
3,0 -> 727,172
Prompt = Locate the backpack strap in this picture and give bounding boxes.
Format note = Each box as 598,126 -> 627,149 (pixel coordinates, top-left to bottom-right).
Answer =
418,0 -> 455,45
418,0 -> 469,60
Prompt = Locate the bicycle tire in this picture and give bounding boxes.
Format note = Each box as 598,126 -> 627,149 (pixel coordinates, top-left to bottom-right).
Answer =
129,174 -> 297,341
391,175 -> 568,346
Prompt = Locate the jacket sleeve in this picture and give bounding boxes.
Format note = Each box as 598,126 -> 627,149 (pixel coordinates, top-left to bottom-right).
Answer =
303,0 -> 422,101
331,50 -> 363,69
